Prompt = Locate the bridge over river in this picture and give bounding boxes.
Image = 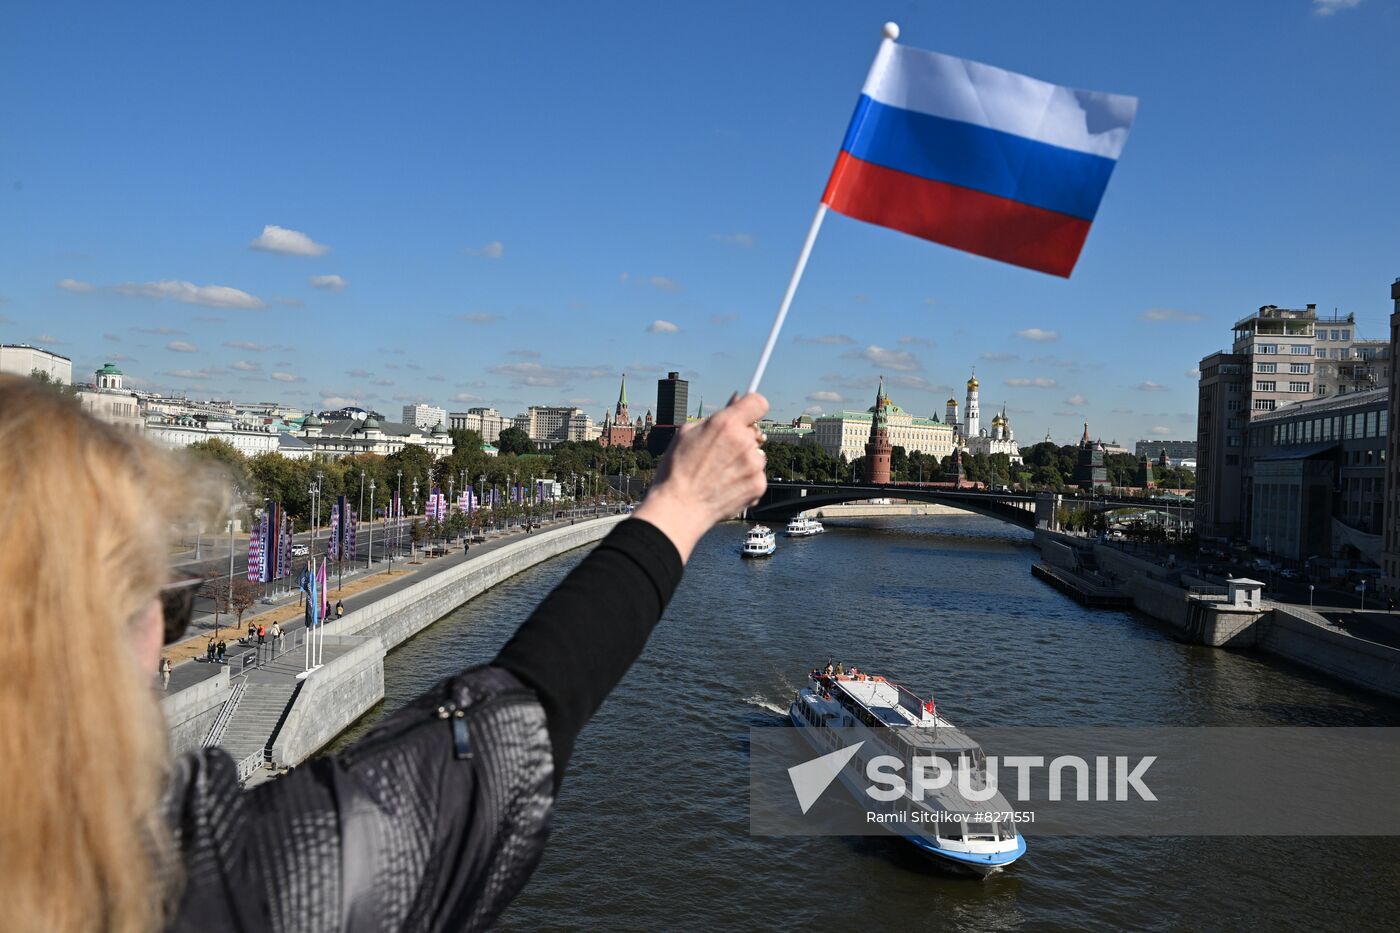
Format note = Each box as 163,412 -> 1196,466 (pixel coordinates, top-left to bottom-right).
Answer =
748,481 -> 1193,531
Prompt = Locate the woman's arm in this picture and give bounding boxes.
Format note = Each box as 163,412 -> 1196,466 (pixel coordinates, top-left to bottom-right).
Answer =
493,392 -> 769,782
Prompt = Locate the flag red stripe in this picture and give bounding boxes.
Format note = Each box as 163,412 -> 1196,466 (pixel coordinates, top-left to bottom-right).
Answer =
822,151 -> 1092,278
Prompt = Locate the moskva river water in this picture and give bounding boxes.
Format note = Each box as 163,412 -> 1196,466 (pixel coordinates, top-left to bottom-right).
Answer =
330,515 -> 1400,931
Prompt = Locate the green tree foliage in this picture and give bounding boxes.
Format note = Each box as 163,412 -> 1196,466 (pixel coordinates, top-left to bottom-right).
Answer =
495,427 -> 534,456
761,441 -> 841,481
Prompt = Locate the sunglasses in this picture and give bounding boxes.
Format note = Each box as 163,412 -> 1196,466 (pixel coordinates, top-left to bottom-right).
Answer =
159,575 -> 203,645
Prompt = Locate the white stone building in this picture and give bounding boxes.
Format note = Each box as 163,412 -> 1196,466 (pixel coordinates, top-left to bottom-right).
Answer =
449,407 -> 511,443
1,344 -> 72,384
402,403 -> 448,431
299,415 -> 454,459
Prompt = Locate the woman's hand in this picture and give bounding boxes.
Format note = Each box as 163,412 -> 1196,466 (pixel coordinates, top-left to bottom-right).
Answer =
631,392 -> 769,562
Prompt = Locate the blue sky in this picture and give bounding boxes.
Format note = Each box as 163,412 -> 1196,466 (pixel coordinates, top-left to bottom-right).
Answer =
2,0 -> 1397,444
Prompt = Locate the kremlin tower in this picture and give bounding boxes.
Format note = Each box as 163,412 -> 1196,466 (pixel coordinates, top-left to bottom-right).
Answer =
863,377 -> 893,485
599,375 -> 635,448
964,370 -> 981,439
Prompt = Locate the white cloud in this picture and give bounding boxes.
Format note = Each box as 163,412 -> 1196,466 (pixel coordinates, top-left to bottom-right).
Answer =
319,396 -> 359,409
464,241 -> 504,259
166,340 -> 198,353
1137,380 -> 1168,392
103,333 -> 120,342
1015,328 -> 1059,343
1065,393 -> 1086,406
250,224 -> 328,257
164,368 -> 213,380
711,232 -> 755,248
133,326 -> 184,335
270,371 -> 304,383
1139,308 -> 1203,322
1005,376 -> 1057,388
456,312 -> 500,323
889,375 -> 950,395
371,378 -> 394,387
224,340 -> 267,351
56,278 -> 94,293
274,296 -> 306,308
807,391 -> 843,403
33,334 -> 64,344
308,274 -> 346,292
647,275 -> 681,293
489,361 -> 614,388
796,334 -> 854,345
1149,425 -> 1173,436
231,360 -> 261,372
452,392 -> 483,403
647,320 -> 680,334
843,344 -> 921,372
802,405 -> 825,417
1185,367 -> 1201,378
1313,0 -> 1361,14
897,335 -> 935,347
115,279 -> 264,309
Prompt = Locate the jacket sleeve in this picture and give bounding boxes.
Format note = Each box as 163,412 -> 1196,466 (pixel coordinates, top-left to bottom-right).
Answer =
164,518 -> 683,933
492,517 -> 684,784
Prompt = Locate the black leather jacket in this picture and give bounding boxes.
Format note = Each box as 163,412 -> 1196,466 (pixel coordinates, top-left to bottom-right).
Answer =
163,520 -> 683,932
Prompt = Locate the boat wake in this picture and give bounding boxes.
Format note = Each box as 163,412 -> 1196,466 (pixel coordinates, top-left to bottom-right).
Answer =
740,694 -> 788,717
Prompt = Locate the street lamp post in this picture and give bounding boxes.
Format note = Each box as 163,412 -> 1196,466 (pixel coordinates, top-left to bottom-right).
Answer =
367,480 -> 376,570
1360,579 -> 1366,610
395,469 -> 403,559
358,469 -> 366,560
1309,584 -> 1315,609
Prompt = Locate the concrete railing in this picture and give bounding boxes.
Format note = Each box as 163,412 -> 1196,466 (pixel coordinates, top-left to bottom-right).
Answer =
268,636 -> 386,767
162,664 -> 230,757
202,678 -> 247,748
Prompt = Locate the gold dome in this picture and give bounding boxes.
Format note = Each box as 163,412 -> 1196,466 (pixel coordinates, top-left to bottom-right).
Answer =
966,375 -> 979,390
946,397 -> 957,406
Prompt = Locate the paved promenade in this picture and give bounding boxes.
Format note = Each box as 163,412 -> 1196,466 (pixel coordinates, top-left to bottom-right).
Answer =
161,512 -> 614,695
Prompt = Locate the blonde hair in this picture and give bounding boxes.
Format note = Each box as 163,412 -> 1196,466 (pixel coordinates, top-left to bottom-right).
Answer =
0,376 -> 220,931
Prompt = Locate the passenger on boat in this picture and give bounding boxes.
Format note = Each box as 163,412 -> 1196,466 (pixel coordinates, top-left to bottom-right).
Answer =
834,662 -> 845,676
823,662 -> 834,676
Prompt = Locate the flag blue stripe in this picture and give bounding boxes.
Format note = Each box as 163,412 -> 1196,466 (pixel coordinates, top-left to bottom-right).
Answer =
840,95 -> 1117,222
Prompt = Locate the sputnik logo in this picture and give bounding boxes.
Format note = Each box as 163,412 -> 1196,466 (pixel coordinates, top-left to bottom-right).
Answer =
788,741 -> 864,814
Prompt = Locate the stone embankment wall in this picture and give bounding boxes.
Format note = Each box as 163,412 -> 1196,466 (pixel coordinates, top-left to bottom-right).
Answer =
1032,530 -> 1400,700
269,516 -> 626,767
162,665 -> 230,757
270,636 -> 386,766
812,502 -> 968,519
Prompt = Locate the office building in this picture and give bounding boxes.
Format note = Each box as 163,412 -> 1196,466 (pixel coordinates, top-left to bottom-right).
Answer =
512,406 -> 597,449
0,344 -> 72,384
647,372 -> 689,455
402,403 -> 448,432
448,407 -> 511,443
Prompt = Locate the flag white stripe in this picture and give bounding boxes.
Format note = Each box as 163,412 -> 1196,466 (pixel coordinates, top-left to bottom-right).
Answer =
862,41 -> 1137,160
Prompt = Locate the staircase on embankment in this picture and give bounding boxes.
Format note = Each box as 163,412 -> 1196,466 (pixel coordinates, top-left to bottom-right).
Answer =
216,680 -> 299,777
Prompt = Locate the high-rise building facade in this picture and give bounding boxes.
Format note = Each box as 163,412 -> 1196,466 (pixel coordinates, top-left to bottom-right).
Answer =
402,404 -> 448,431
1313,311 -> 1392,398
647,372 -> 689,455
512,406 -> 597,449
1383,279 -> 1400,596
448,407 -> 510,442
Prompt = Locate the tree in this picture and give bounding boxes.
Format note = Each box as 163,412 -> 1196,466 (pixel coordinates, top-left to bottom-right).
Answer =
229,578 -> 259,628
495,427 -> 534,456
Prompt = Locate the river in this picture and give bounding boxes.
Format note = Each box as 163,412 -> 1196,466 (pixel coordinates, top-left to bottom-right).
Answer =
330,514 -> 1400,931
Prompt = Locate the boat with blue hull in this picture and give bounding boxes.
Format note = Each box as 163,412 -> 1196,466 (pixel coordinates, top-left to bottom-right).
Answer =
789,669 -> 1026,875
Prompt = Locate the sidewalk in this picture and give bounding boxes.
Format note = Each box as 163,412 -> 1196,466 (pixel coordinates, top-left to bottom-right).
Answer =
160,512 -> 610,696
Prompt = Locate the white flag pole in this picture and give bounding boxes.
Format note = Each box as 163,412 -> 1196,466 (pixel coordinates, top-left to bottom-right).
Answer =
746,203 -> 829,394
303,559 -> 311,672
745,21 -> 900,395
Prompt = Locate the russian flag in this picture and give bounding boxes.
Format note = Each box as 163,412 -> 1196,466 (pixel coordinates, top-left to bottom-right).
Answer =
822,40 -> 1137,277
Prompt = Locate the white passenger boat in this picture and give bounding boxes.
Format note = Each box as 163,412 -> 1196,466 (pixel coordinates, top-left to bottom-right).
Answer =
741,524 -> 777,558
789,668 -> 1027,875
785,515 -> 825,537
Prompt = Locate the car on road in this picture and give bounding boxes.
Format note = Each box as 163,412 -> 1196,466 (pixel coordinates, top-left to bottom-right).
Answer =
291,544 -> 309,557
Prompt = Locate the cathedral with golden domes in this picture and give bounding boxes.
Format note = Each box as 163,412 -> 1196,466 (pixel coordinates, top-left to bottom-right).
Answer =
956,371 -> 1023,464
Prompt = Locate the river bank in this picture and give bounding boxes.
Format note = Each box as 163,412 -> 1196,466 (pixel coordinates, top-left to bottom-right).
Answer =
1032,527 -> 1400,700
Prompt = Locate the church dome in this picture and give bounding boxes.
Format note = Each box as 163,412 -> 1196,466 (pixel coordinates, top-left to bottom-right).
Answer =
432,421 -> 448,436
967,374 -> 979,390
302,413 -> 323,427
363,415 -> 379,429
946,397 -> 957,406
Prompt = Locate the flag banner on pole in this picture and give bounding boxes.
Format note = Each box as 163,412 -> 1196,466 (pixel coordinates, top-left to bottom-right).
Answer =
327,498 -> 341,560
822,40 -> 1137,277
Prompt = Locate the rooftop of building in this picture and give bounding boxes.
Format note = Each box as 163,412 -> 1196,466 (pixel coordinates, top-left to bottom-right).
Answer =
0,343 -> 72,361
1251,385 -> 1387,423
1233,303 -> 1318,330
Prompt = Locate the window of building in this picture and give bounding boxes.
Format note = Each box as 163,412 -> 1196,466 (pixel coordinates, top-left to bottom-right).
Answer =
1257,362 -> 1277,373
1288,382 -> 1310,393
1227,399 -> 1243,411
1316,347 -> 1327,358
1253,399 -> 1276,411
1226,454 -> 1240,465
1340,349 -> 1351,360
1272,425 -> 1280,444
1381,411 -> 1389,436
1344,415 -> 1354,439
1331,330 -> 1340,341
1228,382 -> 1242,393
1256,381 -> 1276,392
1290,363 -> 1311,374
1257,344 -> 1277,355
1341,330 -> 1350,341
1367,411 -> 1378,437
1227,436 -> 1242,447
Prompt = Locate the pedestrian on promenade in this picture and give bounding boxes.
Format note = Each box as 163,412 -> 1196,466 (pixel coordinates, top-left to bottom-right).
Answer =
206,638 -> 216,662
270,621 -> 282,655
0,374 -> 767,932
246,620 -> 255,643
217,640 -> 227,664
160,657 -> 172,690
257,623 -> 266,647
335,600 -> 344,620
